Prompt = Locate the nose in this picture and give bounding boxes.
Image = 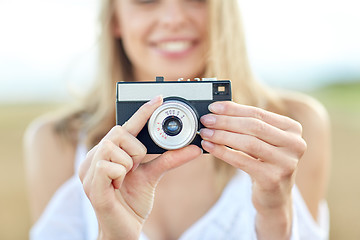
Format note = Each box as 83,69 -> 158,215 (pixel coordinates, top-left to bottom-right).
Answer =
158,1 -> 189,30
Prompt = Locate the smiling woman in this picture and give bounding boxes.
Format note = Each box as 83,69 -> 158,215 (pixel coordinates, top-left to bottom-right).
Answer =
22,0 -> 331,239
112,0 -> 208,80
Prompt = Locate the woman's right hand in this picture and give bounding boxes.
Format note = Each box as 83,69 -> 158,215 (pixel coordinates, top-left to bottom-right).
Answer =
78,96 -> 202,240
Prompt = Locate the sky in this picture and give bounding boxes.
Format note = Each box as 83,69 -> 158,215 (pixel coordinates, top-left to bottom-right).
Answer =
0,0 -> 360,103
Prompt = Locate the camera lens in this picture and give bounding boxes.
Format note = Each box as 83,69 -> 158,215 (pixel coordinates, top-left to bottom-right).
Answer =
148,99 -> 198,150
162,116 -> 182,136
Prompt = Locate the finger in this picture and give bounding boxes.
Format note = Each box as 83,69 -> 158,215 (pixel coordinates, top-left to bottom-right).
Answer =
79,145 -> 98,182
123,95 -> 163,136
93,160 -> 127,196
202,141 -> 298,192
201,140 -> 263,176
200,129 -> 281,162
141,145 -> 202,185
102,126 -> 147,168
200,114 -> 290,147
208,101 -> 302,134
87,140 -> 134,187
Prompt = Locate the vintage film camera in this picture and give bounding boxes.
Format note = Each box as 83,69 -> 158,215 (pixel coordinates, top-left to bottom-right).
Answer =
116,77 -> 232,154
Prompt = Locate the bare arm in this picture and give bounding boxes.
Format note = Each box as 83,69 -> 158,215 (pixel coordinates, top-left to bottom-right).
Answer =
23,116 -> 76,223
287,93 -> 331,220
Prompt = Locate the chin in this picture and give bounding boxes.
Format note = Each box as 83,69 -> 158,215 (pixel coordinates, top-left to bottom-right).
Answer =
155,66 -> 205,80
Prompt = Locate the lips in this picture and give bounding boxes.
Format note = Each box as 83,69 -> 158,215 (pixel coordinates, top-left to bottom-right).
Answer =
149,38 -> 200,58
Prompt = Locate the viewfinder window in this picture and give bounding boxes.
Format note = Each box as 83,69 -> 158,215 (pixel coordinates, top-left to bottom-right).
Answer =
218,86 -> 226,92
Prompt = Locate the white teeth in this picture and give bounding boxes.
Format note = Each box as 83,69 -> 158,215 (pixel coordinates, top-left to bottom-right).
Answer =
157,41 -> 192,52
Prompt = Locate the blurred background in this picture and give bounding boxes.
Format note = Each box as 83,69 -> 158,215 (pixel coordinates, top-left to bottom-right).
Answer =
0,0 -> 359,239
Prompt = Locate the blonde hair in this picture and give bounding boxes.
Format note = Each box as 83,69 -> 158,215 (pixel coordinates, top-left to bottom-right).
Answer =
56,0 -> 285,180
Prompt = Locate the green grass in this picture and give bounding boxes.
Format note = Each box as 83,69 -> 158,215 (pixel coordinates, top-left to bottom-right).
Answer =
309,81 -> 360,111
309,81 -> 360,240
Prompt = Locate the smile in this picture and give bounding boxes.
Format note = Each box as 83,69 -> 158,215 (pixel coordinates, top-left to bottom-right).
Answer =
156,41 -> 194,53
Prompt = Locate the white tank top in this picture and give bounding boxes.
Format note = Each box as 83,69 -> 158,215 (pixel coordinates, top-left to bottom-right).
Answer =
30,143 -> 329,240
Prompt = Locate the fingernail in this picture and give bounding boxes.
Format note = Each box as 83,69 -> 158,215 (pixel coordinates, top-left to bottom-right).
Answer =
132,162 -> 140,172
113,180 -> 121,189
200,115 -> 216,125
148,95 -> 162,105
201,140 -> 215,150
209,103 -> 223,113
200,128 -> 214,138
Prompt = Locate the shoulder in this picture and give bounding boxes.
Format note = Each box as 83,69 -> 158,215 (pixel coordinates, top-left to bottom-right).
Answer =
24,113 -> 78,222
276,89 -> 329,127
25,114 -> 59,149
24,113 -> 77,161
277,90 -> 331,168
277,89 -> 331,219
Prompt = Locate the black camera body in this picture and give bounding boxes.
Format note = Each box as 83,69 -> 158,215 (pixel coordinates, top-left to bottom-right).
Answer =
116,77 -> 232,154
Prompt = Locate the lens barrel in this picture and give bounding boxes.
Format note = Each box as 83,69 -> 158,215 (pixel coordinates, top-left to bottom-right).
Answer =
148,99 -> 198,150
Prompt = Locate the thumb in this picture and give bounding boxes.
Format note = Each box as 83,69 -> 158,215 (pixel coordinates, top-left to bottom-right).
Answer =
141,145 -> 202,185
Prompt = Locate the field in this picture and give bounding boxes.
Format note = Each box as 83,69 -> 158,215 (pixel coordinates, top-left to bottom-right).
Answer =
309,82 -> 360,240
0,82 -> 359,239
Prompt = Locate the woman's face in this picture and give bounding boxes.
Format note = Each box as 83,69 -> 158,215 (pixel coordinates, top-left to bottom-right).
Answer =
113,0 -> 208,81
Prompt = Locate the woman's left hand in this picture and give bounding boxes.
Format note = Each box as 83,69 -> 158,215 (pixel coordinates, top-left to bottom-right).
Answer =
200,101 -> 307,239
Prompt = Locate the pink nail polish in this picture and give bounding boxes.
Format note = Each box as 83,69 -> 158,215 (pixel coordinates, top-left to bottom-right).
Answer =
201,140 -> 215,149
208,103 -> 223,113
200,128 -> 214,138
201,115 -> 216,125
148,95 -> 162,105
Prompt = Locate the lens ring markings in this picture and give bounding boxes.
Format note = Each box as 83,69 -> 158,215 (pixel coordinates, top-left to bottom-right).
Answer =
148,100 -> 198,150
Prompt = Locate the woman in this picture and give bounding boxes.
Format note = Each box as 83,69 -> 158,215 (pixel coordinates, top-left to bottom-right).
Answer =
25,0 -> 330,239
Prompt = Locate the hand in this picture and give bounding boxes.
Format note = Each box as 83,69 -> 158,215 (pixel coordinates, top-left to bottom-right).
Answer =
79,96 -> 202,240
199,101 -> 307,239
